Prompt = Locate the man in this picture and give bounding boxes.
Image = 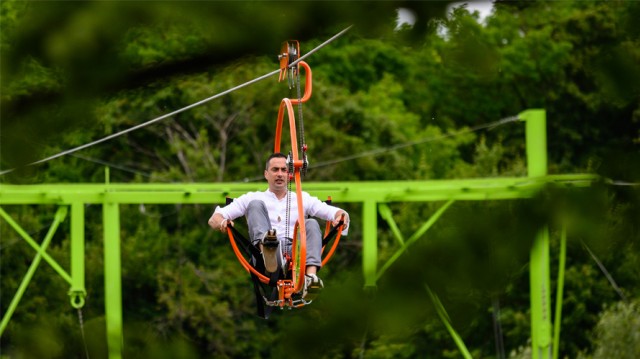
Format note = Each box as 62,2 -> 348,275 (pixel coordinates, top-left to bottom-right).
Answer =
208,152 -> 349,300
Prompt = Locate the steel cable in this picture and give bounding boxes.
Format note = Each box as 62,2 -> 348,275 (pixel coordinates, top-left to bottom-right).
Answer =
0,25 -> 353,176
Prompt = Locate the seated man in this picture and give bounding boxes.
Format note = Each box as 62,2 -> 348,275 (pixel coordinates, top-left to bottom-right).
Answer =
208,152 -> 349,300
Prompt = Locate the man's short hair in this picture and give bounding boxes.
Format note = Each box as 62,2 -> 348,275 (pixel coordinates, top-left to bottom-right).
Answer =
265,152 -> 287,170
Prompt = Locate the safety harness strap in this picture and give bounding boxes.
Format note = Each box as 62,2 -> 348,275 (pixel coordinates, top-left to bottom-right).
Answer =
227,218 -> 283,319
322,220 -> 344,247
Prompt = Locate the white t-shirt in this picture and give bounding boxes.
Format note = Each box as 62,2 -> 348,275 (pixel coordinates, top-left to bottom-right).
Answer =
214,189 -> 348,240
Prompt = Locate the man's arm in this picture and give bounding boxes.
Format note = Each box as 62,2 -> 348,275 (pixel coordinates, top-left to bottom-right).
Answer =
302,192 -> 350,234
208,192 -> 256,232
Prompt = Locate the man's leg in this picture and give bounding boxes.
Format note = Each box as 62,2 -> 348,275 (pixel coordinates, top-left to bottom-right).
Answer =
303,218 -> 323,300
246,200 -> 271,245
304,218 -> 322,272
246,200 -> 279,273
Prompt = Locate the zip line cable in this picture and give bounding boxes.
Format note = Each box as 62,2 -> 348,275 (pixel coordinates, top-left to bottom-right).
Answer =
581,239 -> 628,302
310,115 -> 521,170
71,154 -> 156,178
0,25 -> 353,176
240,115 -> 521,182
0,70 -> 278,177
291,25 -> 352,67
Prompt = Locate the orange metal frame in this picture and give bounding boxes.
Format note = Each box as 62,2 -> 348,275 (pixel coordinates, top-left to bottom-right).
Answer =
226,56 -> 331,305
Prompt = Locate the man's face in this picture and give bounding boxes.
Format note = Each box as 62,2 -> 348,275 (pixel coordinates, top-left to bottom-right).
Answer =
264,157 -> 288,192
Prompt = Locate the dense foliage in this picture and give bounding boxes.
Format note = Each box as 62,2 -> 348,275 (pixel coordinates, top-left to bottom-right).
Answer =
1,1 -> 639,358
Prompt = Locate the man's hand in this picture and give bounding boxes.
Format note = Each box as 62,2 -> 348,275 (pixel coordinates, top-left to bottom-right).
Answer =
208,213 -> 234,233
333,210 -> 349,230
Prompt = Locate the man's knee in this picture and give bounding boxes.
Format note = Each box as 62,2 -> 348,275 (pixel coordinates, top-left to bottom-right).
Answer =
247,200 -> 266,212
305,218 -> 320,233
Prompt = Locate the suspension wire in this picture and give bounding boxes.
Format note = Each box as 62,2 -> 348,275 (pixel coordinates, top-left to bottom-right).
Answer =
0,69 -> 277,177
309,115 -> 521,170
580,239 -> 628,302
77,308 -> 91,359
291,25 -> 353,68
0,25 -> 354,177
71,154 -> 156,179
239,115 -> 521,182
492,297 -> 506,359
238,113 -> 638,185
604,179 -> 640,186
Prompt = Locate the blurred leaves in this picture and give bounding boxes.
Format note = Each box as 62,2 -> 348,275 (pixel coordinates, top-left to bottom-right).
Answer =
0,1 -> 450,169
1,1 -> 639,358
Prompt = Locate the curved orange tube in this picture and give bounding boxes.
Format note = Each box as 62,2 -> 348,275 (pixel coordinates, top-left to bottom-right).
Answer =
290,61 -> 312,105
272,95 -> 308,294
292,171 -> 307,294
321,222 -> 344,267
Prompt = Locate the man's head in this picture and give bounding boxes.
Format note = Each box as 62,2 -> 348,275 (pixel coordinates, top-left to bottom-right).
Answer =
265,152 -> 287,170
264,152 -> 288,194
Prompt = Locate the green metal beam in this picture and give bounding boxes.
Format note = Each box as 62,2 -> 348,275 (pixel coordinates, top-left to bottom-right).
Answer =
0,174 -> 596,205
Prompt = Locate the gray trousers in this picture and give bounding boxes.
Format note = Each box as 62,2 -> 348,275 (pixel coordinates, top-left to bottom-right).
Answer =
246,200 -> 322,268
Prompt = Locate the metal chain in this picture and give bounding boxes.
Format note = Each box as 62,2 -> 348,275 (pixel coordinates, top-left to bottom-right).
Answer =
296,69 -> 305,155
295,68 -> 309,176
285,152 -> 293,245
77,308 -> 91,359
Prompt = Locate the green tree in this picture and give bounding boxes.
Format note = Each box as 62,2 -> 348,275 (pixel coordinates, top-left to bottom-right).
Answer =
579,299 -> 640,359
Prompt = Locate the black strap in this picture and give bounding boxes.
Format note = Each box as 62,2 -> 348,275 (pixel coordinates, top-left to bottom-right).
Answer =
250,272 -> 267,318
227,221 -> 285,318
250,269 -> 281,319
228,225 -> 263,268
224,197 -> 286,318
322,220 -> 344,247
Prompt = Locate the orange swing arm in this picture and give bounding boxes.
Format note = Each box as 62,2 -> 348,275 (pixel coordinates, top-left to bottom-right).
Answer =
321,214 -> 345,267
226,228 -> 270,283
274,98 -> 307,295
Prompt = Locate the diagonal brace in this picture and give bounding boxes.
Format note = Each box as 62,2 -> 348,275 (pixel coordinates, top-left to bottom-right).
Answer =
378,203 -> 405,246
552,224 -> 567,359
376,199 -> 455,281
0,206 -> 72,284
0,206 -> 68,337
426,284 -> 473,359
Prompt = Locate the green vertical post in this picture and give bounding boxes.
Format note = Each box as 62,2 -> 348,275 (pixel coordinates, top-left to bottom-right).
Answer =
363,200 -> 378,288
523,109 -> 548,177
103,199 -> 123,359
520,109 -> 552,359
69,202 -> 86,308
